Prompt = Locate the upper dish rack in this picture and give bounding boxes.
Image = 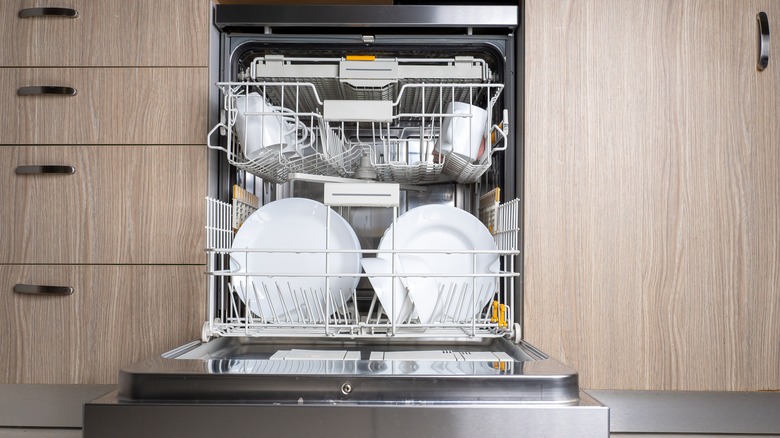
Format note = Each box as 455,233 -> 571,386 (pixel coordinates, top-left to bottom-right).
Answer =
207,55 -> 508,185
202,185 -> 521,341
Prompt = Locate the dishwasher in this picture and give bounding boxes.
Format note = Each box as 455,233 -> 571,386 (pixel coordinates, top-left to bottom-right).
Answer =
84,4 -> 608,437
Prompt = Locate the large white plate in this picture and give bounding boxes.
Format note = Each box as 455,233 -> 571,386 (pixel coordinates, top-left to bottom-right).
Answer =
377,205 -> 499,324
230,198 -> 361,322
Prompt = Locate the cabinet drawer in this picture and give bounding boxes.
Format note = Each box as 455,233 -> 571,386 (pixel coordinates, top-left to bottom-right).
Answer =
0,0 -> 208,67
0,146 -> 205,264
0,68 -> 207,145
0,264 -> 206,384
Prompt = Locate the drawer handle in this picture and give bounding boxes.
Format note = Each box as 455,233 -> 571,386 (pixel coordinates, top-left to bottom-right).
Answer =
15,165 -> 76,175
18,7 -> 79,19
14,284 -> 74,296
757,12 -> 770,71
17,86 -> 78,97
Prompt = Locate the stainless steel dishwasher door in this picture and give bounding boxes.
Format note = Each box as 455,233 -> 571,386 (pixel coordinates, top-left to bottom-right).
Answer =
84,390 -> 609,438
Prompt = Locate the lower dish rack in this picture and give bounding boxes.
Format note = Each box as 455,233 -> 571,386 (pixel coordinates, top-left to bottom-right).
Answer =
202,188 -> 521,341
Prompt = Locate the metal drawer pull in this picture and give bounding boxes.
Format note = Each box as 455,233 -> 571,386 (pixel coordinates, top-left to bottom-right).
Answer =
757,12 -> 770,71
18,7 -> 79,19
14,284 -> 74,296
17,86 -> 78,97
15,165 -> 76,175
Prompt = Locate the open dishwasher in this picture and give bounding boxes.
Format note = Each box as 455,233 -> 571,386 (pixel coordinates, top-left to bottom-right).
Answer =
84,4 -> 608,437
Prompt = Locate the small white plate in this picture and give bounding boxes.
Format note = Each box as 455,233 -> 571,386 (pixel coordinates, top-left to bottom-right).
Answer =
395,255 -> 438,324
360,257 -> 415,324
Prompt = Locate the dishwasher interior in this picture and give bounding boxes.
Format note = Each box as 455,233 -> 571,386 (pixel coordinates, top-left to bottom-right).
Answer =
85,5 -> 608,437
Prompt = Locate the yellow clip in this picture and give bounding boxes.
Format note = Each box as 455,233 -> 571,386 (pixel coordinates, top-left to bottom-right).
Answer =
346,55 -> 376,61
499,304 -> 507,329
490,301 -> 499,323
491,361 -> 507,371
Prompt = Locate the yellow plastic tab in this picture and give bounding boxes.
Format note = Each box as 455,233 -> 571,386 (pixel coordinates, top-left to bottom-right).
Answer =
346,55 -> 376,61
491,301 -> 499,323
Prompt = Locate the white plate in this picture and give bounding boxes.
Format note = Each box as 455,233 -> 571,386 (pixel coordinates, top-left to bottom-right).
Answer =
394,255 -> 438,324
230,198 -> 361,321
377,205 -> 499,323
360,257 -> 415,324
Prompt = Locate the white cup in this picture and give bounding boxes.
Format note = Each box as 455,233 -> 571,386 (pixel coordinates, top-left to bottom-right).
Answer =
436,102 -> 488,161
234,92 -> 310,160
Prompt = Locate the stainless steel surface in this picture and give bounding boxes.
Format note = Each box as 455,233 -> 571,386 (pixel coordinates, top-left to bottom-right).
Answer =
84,390 -> 608,438
0,385 -> 114,428
15,165 -> 76,175
215,5 -> 517,29
13,284 -> 74,296
758,11 -> 770,71
587,390 -> 780,434
118,337 -> 579,404
16,86 -> 78,97
17,7 -> 79,19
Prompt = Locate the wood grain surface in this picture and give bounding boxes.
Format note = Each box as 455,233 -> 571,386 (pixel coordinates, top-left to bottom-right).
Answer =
0,0 -> 209,67
524,0 -> 780,390
0,67 -> 208,145
0,265 -> 206,384
0,145 -> 206,264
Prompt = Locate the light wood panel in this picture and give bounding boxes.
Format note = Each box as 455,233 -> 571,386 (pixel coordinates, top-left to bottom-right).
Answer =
0,146 -> 206,264
0,0 -> 209,67
524,0 -> 780,390
0,265 -> 206,384
0,67 -> 208,145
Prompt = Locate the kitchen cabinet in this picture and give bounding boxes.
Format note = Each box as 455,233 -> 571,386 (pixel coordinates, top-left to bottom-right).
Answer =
0,0 -> 208,67
0,146 -> 205,264
524,0 -> 780,391
0,68 -> 207,145
0,0 -> 210,390
0,265 -> 205,384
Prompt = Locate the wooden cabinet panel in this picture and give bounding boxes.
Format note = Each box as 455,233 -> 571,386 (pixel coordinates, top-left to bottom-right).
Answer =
0,146 -> 205,264
0,0 -> 209,67
0,68 -> 207,145
0,265 -> 206,384
524,0 -> 780,391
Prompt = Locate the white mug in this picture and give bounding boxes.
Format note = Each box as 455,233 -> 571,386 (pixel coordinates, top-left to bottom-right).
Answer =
436,101 -> 488,161
234,92 -> 310,160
